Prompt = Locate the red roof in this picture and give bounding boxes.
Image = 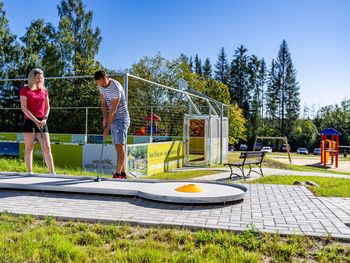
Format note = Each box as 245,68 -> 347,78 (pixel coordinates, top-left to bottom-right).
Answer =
144,113 -> 161,121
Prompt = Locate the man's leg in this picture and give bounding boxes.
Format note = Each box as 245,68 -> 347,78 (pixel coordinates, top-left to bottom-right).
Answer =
111,117 -> 129,178
114,144 -> 125,174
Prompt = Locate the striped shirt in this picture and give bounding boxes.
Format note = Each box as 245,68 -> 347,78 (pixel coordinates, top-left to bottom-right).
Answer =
99,79 -> 129,120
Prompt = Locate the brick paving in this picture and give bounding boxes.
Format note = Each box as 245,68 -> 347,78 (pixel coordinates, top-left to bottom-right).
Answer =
319,197 -> 350,226
1,183 -> 349,240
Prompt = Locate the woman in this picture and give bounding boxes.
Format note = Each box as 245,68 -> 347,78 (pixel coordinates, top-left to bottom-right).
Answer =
20,68 -> 55,175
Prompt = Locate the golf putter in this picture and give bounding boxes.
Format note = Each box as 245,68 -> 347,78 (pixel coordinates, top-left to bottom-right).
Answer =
94,139 -> 104,182
39,126 -> 45,167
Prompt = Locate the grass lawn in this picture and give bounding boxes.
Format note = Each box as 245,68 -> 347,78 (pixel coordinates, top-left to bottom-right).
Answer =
226,152 -> 350,175
264,157 -> 350,175
147,170 -> 223,180
0,157 -> 105,177
248,175 -> 350,197
0,213 -> 349,262
0,157 -> 223,180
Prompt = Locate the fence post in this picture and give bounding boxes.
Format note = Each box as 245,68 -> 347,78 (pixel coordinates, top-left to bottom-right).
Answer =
150,106 -> 153,143
123,73 -> 129,171
124,73 -> 128,103
85,107 -> 88,144
220,103 -> 223,164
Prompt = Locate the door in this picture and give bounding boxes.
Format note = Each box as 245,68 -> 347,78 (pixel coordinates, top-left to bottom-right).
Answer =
184,115 -> 208,166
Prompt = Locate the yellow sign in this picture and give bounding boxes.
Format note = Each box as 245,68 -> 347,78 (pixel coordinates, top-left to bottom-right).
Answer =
147,141 -> 184,176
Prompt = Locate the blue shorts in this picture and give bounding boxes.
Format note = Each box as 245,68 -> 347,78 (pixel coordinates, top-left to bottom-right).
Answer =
111,118 -> 130,145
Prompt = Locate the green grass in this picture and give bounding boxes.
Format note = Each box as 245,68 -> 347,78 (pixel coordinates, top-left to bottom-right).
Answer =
0,157 -> 223,180
247,175 -> 350,197
225,152 -> 350,175
0,213 -> 349,262
0,157 -> 107,177
147,170 -> 223,180
264,157 -> 350,175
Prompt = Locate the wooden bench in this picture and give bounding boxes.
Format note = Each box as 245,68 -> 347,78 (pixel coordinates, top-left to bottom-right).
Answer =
224,151 -> 266,180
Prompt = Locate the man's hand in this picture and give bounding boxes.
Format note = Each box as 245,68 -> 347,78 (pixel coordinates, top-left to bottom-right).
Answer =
102,118 -> 107,129
103,126 -> 110,142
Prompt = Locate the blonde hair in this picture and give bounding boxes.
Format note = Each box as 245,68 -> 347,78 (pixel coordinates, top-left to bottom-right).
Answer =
28,68 -> 45,89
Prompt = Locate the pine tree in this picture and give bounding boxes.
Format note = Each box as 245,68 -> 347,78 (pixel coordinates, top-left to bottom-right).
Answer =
188,56 -> 193,73
247,55 -> 262,138
266,59 -> 279,118
275,40 -> 300,135
258,58 -> 266,118
194,54 -> 202,76
214,47 -> 229,84
229,45 -> 250,113
266,40 -> 300,136
202,57 -> 212,80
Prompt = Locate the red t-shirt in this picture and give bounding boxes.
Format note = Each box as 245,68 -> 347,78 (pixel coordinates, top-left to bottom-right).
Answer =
19,85 -> 48,119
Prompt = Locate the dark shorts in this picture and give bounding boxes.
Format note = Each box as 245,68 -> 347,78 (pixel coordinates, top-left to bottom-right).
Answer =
22,118 -> 49,133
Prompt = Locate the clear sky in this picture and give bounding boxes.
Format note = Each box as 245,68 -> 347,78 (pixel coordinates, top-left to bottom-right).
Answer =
2,0 -> 349,110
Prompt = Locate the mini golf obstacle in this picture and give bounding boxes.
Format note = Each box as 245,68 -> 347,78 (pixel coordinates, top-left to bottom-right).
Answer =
0,172 -> 247,204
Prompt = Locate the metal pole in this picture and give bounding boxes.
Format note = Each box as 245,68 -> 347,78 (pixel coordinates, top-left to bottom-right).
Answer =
150,106 -> 153,143
220,103 -> 223,164
124,73 -> 128,104
208,107 -> 211,166
123,73 -> 129,173
85,107 -> 88,144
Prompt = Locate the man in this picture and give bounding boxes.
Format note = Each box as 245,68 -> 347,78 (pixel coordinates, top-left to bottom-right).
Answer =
94,70 -> 130,179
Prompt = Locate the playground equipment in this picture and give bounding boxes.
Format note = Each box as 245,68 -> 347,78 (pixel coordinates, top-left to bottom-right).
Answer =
133,113 -> 161,136
253,136 -> 292,163
320,128 -> 341,168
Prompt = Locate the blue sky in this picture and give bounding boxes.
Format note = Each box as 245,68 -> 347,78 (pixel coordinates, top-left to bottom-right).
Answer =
2,0 -> 350,110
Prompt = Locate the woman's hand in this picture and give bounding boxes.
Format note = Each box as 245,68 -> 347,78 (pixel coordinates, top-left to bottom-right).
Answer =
41,119 -> 47,127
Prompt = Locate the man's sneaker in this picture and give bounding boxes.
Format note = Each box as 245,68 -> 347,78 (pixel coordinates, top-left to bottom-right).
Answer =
112,172 -> 121,179
120,172 -> 127,179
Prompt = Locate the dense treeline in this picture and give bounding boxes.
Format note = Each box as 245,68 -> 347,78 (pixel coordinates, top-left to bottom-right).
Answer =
0,0 -> 349,149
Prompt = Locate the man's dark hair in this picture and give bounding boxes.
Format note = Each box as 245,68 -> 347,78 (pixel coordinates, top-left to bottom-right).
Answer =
94,70 -> 108,80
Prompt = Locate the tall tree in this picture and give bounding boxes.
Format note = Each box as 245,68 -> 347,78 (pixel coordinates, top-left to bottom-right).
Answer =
188,56 -> 193,73
20,19 -> 62,76
229,45 -> 250,113
266,40 -> 300,137
57,0 -> 102,75
194,54 -> 202,76
202,57 -> 212,80
247,55 -> 263,139
0,2 -> 21,111
266,59 -> 279,121
214,47 -> 229,85
0,2 -> 20,78
258,58 -> 266,118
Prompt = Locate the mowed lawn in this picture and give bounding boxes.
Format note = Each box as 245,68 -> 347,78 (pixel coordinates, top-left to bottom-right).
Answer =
248,175 -> 350,197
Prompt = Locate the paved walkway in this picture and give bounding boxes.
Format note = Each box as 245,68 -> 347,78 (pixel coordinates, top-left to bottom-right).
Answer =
182,167 -> 350,181
0,172 -> 349,240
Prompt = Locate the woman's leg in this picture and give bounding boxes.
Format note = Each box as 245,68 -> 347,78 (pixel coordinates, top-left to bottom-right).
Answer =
36,132 -> 55,174
23,133 -> 35,173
